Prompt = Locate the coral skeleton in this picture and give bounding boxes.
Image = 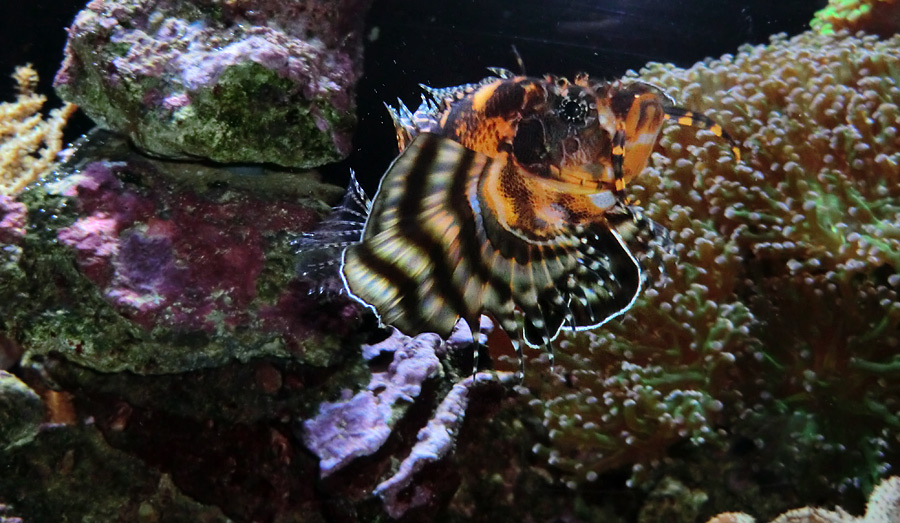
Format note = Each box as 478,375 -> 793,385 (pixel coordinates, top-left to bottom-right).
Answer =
0,65 -> 74,196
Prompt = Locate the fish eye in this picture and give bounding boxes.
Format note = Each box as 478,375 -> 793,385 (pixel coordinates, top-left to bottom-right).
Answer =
559,97 -> 590,126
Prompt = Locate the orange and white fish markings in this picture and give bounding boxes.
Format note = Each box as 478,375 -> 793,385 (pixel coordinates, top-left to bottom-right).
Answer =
343,70 -> 739,375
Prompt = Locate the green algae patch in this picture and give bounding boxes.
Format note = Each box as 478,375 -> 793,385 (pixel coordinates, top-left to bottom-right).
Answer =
0,371 -> 42,450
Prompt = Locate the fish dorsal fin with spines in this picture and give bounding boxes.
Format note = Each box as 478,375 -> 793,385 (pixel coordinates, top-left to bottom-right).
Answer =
386,70 -> 509,150
294,171 -> 371,294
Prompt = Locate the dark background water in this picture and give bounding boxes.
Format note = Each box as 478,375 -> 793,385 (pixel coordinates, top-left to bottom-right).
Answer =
1,0 -> 826,190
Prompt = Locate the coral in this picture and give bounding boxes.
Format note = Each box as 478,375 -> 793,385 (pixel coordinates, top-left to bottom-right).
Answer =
374,371 -> 516,519
637,476 -> 710,523
707,515 -> 757,523
811,0 -> 900,37
517,28 -> 900,501
705,476 -> 900,522
866,478 -> 900,522
55,0 -> 372,167
635,29 -> 900,494
298,317 -> 520,519
520,170 -> 756,484
0,65 -> 75,196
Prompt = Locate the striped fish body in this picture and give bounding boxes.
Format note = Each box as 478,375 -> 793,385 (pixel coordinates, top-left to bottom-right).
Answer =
342,72 -> 737,358
342,132 -> 657,349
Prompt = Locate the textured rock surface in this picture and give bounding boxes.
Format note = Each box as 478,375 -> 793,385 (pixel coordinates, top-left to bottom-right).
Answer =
4,130 -> 347,374
0,372 -> 42,450
54,0 -> 372,167
1,310 -> 509,522
0,422 -> 230,522
2,128 -> 510,519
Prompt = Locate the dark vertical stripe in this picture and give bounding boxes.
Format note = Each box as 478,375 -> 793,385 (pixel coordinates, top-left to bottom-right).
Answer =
398,134 -> 441,220
394,134 -> 477,320
446,151 -> 515,304
351,243 -> 424,326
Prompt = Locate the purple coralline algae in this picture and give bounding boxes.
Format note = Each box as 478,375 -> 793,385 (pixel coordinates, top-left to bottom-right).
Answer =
0,195 -> 26,245
7,131 -> 346,374
302,328 -> 443,477
300,318 -> 513,519
0,195 -> 27,312
375,371 -> 516,519
54,0 -> 373,168
55,160 -> 282,330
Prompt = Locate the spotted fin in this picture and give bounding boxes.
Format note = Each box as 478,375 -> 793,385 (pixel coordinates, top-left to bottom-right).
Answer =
609,205 -> 675,284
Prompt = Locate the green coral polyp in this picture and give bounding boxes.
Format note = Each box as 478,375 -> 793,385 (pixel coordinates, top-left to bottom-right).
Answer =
517,30 -> 900,500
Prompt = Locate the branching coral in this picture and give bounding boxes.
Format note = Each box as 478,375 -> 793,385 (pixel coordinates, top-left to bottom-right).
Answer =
374,371 -> 517,519
298,316 -> 518,519
301,328 -> 443,477
0,65 -> 75,196
519,29 -> 900,496
812,0 -> 900,37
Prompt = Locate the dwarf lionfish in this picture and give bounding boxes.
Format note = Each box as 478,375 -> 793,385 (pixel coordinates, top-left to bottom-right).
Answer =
300,68 -> 739,375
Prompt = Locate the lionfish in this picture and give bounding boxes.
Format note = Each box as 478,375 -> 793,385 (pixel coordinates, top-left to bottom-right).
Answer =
301,68 -> 738,375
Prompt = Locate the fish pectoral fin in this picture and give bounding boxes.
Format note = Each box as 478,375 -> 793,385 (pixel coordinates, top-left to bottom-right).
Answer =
341,133 -> 495,340
557,219 -> 645,331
